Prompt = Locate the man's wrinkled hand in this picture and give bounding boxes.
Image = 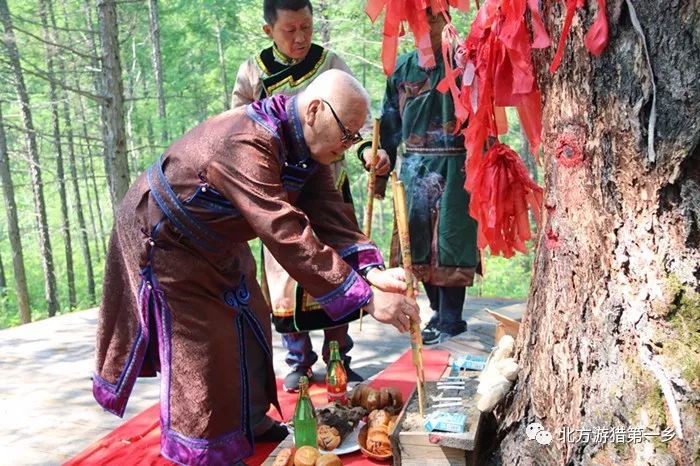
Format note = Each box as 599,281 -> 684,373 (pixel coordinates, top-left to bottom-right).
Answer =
362,148 -> 390,176
365,288 -> 421,333
365,267 -> 418,297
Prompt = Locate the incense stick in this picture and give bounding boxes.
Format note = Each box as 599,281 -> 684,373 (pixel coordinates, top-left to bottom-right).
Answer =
359,119 -> 381,332
391,172 -> 426,417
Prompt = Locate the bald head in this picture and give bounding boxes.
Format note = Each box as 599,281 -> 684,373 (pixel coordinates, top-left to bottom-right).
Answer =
296,69 -> 371,164
299,69 -> 370,118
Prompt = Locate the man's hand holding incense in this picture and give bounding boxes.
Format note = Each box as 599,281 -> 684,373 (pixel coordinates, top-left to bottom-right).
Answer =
364,267 -> 418,296
364,288 -> 420,333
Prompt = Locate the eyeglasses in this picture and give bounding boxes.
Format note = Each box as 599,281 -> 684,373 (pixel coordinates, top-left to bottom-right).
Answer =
321,99 -> 363,145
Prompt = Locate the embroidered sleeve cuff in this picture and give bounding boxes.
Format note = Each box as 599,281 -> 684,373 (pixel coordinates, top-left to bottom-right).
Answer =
338,244 -> 385,272
314,270 -> 372,321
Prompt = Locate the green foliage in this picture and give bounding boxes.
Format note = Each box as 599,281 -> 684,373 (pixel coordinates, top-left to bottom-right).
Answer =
0,0 -> 534,328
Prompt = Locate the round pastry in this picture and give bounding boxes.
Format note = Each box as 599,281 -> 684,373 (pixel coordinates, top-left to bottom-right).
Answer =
315,453 -> 343,466
367,425 -> 391,456
317,425 -> 341,451
293,445 -> 320,466
368,409 -> 391,428
272,447 -> 294,466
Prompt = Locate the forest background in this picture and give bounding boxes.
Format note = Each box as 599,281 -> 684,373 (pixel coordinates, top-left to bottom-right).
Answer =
0,0 -> 539,328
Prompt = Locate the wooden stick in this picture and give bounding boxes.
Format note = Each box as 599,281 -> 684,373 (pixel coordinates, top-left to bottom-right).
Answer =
391,172 -> 426,417
359,119 -> 380,331
362,119 -> 381,237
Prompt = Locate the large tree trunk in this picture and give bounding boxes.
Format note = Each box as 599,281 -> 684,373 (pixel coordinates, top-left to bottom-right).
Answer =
148,0 -> 168,142
0,0 -> 59,318
56,0 -> 96,304
0,104 -> 31,323
496,1 -> 700,465
96,0 -> 129,211
39,0 -> 76,309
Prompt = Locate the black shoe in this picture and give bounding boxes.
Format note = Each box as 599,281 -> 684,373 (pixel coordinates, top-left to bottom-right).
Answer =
346,366 -> 364,383
254,422 -> 289,442
422,324 -> 441,346
283,366 -> 314,392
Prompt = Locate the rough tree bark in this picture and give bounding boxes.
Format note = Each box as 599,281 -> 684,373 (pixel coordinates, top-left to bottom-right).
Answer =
0,0 -> 59,317
496,1 -> 700,466
96,0 -> 129,211
39,0 -> 76,309
0,104 -> 31,323
148,0 -> 168,142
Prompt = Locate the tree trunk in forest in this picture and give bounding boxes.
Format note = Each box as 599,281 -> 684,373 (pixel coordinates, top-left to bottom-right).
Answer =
0,0 -> 59,318
73,89 -> 108,257
96,0 -> 129,211
148,0 -> 168,142
317,0 -> 331,47
126,37 -> 141,175
39,0 -> 76,309
215,21 -> 229,111
0,249 -> 5,293
56,0 -> 96,303
0,105 -> 31,323
495,2 -> 700,465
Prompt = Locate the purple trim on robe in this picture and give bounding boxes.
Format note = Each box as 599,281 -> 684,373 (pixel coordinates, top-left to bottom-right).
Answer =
152,271 -> 256,465
314,270 -> 372,321
92,279 -> 151,417
339,244 -> 385,271
246,94 -> 316,169
161,428 -> 253,466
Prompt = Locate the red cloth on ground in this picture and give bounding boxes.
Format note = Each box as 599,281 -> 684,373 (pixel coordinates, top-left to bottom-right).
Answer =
65,349 -> 449,466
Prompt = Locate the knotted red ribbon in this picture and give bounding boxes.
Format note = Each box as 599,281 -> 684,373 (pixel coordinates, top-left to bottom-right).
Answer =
364,0 -> 472,75
468,143 -> 544,257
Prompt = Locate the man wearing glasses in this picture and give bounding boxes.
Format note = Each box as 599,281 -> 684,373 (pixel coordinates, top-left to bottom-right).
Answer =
94,70 -> 418,465
232,0 -> 390,393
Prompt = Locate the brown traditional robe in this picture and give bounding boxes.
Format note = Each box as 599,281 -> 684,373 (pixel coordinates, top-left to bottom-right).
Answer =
93,94 -> 383,465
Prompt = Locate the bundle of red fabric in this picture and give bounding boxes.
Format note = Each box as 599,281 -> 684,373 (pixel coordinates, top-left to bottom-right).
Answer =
468,143 -> 543,257
364,0 -> 471,76
439,0 -> 545,256
365,0 -> 608,257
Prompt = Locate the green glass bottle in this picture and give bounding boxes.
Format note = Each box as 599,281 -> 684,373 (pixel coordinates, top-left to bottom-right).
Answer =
292,376 -> 317,448
325,340 -> 348,405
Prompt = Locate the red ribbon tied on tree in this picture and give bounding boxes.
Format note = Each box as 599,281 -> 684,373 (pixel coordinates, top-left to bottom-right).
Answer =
364,0 -> 471,75
468,143 -> 544,257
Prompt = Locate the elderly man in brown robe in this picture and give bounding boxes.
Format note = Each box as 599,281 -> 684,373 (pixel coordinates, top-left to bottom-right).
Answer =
93,69 -> 419,466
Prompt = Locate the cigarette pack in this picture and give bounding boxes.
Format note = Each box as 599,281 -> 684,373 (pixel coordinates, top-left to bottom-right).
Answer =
452,354 -> 487,371
424,412 -> 467,433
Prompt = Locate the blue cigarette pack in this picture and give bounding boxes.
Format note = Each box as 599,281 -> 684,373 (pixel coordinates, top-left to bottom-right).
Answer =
424,412 -> 467,433
452,354 -> 487,371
